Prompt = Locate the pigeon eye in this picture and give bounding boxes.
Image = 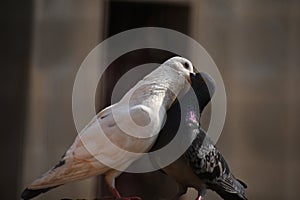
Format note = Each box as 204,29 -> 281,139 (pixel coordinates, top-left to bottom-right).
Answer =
183,62 -> 190,69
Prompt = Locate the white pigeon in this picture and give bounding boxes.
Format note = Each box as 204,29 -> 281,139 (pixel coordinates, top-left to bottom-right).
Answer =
21,56 -> 194,200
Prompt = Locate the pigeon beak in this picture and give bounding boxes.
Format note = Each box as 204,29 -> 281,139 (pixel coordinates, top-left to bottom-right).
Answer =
188,72 -> 196,84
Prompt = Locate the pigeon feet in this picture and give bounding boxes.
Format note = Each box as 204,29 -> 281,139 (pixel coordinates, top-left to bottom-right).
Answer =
110,188 -> 142,200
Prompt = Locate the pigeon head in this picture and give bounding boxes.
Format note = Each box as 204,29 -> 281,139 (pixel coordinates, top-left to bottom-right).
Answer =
189,72 -> 216,112
163,56 -> 194,83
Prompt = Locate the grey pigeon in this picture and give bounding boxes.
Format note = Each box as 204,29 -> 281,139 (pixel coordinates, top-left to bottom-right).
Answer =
151,72 -> 247,200
21,57 -> 194,200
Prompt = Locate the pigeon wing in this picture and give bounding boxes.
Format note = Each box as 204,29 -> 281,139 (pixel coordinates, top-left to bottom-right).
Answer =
26,103 -> 155,190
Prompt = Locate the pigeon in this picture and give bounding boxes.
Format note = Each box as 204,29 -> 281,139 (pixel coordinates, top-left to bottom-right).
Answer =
151,72 -> 247,200
21,56 -> 194,200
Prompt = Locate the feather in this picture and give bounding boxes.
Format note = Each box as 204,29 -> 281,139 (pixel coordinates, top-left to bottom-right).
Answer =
22,56 -> 194,199
151,72 -> 247,200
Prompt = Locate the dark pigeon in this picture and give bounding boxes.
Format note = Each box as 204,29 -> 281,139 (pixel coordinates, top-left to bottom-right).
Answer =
151,72 -> 247,200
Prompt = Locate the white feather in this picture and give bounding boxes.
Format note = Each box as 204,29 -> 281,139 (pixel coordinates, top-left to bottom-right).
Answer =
27,56 -> 194,190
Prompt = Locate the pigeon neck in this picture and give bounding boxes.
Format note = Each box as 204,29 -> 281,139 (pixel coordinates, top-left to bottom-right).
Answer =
130,82 -> 180,110
182,87 -> 210,126
181,89 -> 200,125
192,83 -> 211,112
184,83 -> 211,124
184,104 -> 201,125
135,72 -> 187,109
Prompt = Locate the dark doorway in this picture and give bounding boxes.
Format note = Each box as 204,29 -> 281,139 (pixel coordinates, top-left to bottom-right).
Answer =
106,1 -> 190,37
96,1 -> 190,199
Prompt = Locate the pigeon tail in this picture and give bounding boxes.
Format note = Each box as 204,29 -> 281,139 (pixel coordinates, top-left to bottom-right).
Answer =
21,186 -> 58,200
209,173 -> 247,200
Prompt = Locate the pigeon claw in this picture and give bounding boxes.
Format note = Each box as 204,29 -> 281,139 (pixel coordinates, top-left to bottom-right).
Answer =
197,196 -> 203,200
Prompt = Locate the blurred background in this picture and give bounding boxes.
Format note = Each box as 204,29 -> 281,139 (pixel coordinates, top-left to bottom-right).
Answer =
1,0 -> 300,199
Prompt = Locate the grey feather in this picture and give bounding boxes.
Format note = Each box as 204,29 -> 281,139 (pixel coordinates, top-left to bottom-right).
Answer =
151,72 -> 247,200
